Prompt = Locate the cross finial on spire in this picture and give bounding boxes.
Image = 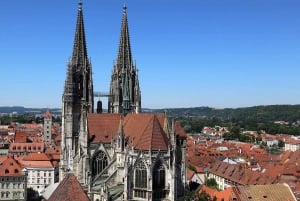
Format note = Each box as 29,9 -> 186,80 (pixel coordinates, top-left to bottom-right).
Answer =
79,0 -> 83,10
123,3 -> 127,13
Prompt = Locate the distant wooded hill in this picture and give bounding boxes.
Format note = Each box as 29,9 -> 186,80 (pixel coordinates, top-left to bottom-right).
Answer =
153,105 -> 300,123
1,105 -> 300,134
0,106 -> 61,115
1,105 -> 300,122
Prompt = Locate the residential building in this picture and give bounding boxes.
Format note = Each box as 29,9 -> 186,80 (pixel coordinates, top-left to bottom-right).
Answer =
19,152 -> 55,195
230,183 -> 297,201
0,157 -> 27,201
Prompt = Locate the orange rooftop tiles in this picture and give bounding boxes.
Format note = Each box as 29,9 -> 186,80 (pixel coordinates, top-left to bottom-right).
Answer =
47,173 -> 90,201
88,113 -> 185,151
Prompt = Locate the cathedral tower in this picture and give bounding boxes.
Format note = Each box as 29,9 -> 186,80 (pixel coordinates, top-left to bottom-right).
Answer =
60,1 -> 93,185
108,5 -> 141,115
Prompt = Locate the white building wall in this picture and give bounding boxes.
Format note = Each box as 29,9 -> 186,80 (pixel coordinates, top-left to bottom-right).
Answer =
26,167 -> 55,195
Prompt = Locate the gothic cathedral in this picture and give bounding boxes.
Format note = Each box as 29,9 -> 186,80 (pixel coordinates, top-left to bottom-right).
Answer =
60,2 -> 187,201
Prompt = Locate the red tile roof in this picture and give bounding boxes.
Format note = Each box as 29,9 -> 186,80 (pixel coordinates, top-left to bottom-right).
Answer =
231,183 -> 297,201
199,185 -> 232,201
44,109 -> 52,118
88,113 -> 186,151
124,114 -> 169,150
88,113 -> 122,143
14,131 -> 27,143
23,152 -> 50,161
48,173 -> 90,201
0,157 -> 23,176
9,142 -> 44,154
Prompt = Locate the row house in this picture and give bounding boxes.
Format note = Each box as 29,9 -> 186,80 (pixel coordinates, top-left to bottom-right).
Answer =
8,142 -> 45,156
0,157 -> 27,201
207,160 -> 278,190
198,183 -> 297,201
284,138 -> 300,152
18,152 -> 55,195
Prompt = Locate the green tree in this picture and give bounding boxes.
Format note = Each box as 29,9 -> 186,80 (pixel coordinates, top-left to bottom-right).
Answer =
197,191 -> 211,201
278,139 -> 285,148
205,178 -> 218,189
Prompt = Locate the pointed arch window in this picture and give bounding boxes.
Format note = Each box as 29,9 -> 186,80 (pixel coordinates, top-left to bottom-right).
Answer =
92,150 -> 108,177
134,160 -> 147,188
134,160 -> 147,198
153,161 -> 167,200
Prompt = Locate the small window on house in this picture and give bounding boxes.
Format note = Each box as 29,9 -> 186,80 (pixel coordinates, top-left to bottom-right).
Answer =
5,169 -> 9,174
14,169 -> 19,174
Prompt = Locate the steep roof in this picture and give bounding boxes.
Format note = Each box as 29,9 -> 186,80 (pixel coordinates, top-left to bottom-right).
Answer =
14,131 -> 27,143
9,142 -> 44,153
23,152 -> 50,161
0,157 -> 23,176
124,114 -> 169,150
175,121 -> 187,138
87,113 -> 184,151
47,173 -> 90,201
19,152 -> 53,168
44,109 -> 52,118
231,183 -> 297,201
199,185 -> 232,201
88,113 -> 122,143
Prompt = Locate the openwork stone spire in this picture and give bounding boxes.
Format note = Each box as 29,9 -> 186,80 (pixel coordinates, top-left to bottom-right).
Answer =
108,5 -> 141,115
60,1 -> 93,185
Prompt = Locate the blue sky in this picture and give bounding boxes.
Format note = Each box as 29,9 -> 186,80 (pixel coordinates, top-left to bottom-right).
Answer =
1,0 -> 300,109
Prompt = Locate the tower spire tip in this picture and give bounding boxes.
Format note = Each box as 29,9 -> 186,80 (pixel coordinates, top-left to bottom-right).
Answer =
123,3 -> 127,12
78,0 -> 83,10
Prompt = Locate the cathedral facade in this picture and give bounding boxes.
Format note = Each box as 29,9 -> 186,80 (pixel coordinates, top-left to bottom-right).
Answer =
59,2 -> 186,201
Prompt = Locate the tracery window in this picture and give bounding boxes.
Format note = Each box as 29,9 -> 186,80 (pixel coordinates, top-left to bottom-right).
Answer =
134,160 -> 147,188
153,161 -> 167,200
92,151 -> 108,177
134,160 -> 147,198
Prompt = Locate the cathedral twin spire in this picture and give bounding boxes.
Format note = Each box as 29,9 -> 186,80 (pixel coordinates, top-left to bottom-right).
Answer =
63,0 -> 93,113
64,1 -> 141,115
108,4 -> 141,114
